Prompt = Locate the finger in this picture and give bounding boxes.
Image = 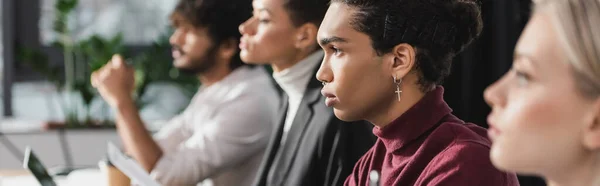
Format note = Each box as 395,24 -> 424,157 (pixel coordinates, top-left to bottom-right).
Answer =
93,64 -> 106,73
99,67 -> 111,80
91,71 -> 99,87
91,69 -> 107,86
112,54 -> 125,68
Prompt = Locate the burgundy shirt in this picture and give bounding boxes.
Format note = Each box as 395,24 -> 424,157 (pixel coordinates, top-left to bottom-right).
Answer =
345,87 -> 519,186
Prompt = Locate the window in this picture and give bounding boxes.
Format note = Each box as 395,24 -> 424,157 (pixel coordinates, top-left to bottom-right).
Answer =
40,0 -> 177,45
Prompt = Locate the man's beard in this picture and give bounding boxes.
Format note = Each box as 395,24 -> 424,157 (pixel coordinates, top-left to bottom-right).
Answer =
173,44 -> 219,75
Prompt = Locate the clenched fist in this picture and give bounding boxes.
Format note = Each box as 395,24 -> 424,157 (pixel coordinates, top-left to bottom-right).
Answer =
91,55 -> 135,108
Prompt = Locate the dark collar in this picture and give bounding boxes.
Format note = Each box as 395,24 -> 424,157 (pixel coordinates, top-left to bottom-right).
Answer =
374,86 -> 452,152
303,58 -> 325,106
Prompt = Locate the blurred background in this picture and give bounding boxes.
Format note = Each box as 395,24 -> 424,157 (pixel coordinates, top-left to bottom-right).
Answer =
0,0 -> 544,185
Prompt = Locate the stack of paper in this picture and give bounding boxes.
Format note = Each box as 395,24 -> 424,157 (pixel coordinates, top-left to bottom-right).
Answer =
106,142 -> 161,186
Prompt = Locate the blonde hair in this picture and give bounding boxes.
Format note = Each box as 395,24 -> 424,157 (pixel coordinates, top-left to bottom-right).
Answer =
536,0 -> 600,98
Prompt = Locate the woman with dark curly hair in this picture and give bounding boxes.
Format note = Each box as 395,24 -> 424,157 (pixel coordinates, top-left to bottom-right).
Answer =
315,0 -> 520,185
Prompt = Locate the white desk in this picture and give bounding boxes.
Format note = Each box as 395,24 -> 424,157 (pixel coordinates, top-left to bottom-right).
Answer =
0,118 -> 168,170
0,128 -> 122,170
0,169 -> 106,186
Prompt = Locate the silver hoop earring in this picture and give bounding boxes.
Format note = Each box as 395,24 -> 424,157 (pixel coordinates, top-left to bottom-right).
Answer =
393,75 -> 402,102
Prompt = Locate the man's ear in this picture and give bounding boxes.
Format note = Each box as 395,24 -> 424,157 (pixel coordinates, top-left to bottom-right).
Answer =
294,23 -> 319,50
218,38 -> 238,60
388,43 -> 416,79
583,98 -> 600,150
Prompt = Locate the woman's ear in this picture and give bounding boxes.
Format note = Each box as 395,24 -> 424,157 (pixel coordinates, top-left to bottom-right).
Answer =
389,43 -> 416,79
294,23 -> 319,50
583,98 -> 600,150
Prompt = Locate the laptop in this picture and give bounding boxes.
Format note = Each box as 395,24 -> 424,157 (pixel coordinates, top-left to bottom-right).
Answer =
23,146 -> 58,186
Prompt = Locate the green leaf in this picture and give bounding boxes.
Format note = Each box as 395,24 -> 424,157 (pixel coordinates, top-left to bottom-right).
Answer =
73,81 -> 94,106
51,41 -> 65,49
56,0 -> 78,13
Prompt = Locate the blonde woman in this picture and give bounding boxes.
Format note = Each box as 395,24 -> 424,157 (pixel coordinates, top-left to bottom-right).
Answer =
485,0 -> 600,185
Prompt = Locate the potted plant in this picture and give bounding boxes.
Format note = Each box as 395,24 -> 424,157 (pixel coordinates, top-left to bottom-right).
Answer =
17,0 -> 198,129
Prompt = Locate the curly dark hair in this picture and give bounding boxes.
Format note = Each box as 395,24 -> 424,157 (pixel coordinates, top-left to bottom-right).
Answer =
333,0 -> 483,91
171,0 -> 252,70
283,0 -> 330,27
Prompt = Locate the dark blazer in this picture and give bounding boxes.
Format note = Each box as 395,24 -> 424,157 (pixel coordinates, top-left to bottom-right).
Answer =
253,65 -> 376,186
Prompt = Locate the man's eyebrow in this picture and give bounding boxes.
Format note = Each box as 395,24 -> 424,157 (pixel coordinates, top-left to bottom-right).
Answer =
319,36 -> 348,46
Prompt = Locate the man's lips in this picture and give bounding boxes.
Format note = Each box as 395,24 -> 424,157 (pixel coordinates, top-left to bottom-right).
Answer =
321,90 -> 337,107
239,37 -> 250,50
172,50 -> 182,58
172,47 -> 185,59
